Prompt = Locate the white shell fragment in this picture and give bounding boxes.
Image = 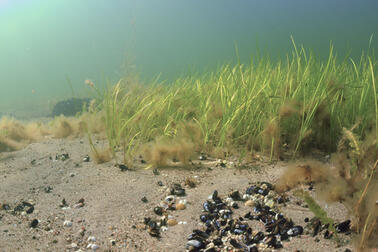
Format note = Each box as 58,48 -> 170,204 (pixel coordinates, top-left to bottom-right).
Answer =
87,236 -> 96,242
63,220 -> 73,227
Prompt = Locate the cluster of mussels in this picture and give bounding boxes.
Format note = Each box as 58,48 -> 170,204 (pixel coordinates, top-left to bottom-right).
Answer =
144,183 -> 187,237
186,182 -> 351,252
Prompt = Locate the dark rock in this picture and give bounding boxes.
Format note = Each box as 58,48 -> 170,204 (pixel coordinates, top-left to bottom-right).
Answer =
141,196 -> 148,203
116,164 -> 128,171
51,98 -> 91,117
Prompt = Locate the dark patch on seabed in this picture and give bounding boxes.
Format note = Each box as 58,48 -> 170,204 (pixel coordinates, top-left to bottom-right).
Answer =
51,98 -> 91,117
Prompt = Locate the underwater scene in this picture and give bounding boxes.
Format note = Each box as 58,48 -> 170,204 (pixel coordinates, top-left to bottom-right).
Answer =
0,0 -> 377,251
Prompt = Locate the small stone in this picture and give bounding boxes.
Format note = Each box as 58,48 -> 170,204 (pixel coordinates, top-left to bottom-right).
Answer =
242,194 -> 251,200
185,177 -> 197,188
1,203 -> 10,210
87,236 -> 96,242
161,226 -> 168,232
70,173 -> 75,177
110,239 -> 116,245
73,203 -> 84,208
71,243 -> 78,248
245,200 -> 254,207
265,199 -> 275,208
157,181 -> 163,186
63,220 -> 73,227
178,199 -> 187,205
141,196 -> 148,203
167,219 -> 178,226
176,203 -> 186,210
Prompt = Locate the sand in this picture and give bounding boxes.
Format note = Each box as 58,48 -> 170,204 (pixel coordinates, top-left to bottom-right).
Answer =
0,137 -> 354,252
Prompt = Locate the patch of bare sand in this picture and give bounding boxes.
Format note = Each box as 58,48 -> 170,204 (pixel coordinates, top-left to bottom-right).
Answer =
0,139 -> 353,251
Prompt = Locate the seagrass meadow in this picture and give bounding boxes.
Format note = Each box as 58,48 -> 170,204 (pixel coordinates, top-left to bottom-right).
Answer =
99,42 -> 377,166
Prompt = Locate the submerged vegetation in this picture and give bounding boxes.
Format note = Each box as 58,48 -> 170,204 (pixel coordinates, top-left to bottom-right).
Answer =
102,42 -> 377,165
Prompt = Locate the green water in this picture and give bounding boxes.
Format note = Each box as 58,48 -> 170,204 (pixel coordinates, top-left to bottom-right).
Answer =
0,0 -> 377,118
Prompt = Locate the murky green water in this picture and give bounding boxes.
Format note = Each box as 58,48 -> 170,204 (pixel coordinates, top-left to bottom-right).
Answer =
0,0 -> 377,117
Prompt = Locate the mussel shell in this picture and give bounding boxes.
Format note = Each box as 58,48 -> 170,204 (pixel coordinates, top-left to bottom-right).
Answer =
188,229 -> 209,241
230,238 -> 242,249
153,206 -> 163,216
335,220 -> 351,233
287,225 -> 303,236
186,240 -> 205,250
229,190 -> 241,201
252,231 -> 265,243
203,201 -> 216,213
212,190 -> 223,204
246,186 -> 258,195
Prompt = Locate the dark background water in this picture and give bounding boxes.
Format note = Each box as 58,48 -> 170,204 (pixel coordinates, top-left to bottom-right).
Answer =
0,0 -> 377,116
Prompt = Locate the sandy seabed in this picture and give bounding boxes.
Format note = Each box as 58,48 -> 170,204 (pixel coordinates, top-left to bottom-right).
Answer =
0,137 -> 354,252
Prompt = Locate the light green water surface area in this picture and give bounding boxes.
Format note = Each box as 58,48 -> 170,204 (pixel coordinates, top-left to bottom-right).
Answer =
0,0 -> 377,117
